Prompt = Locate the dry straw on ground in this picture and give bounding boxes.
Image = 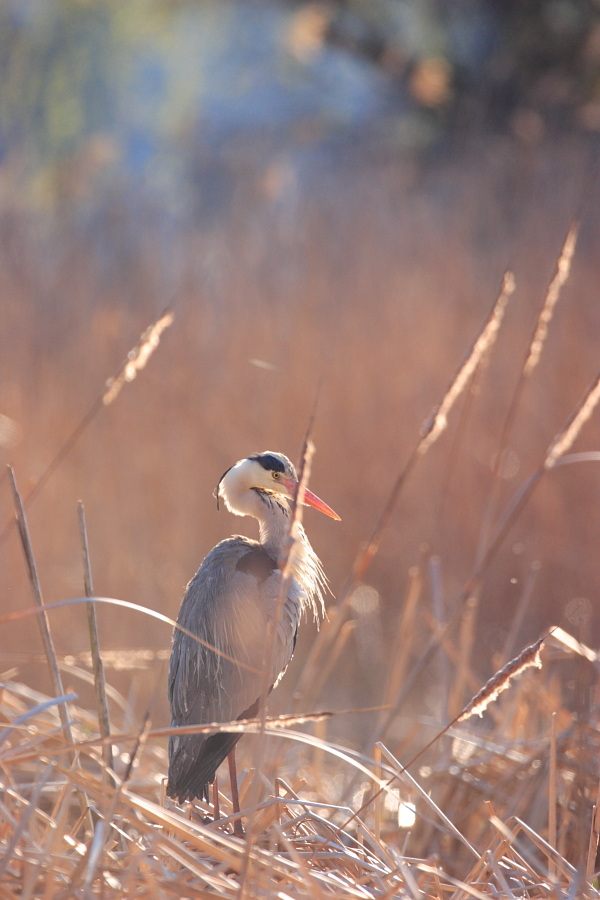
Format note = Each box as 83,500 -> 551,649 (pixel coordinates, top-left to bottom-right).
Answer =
1,628 -> 599,899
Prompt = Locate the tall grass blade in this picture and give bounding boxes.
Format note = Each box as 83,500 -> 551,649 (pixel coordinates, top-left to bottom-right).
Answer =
78,501 -> 113,773
549,712 -> 557,881
545,369 -> 600,468
240,405 -> 319,895
7,467 -> 72,740
419,271 -> 514,456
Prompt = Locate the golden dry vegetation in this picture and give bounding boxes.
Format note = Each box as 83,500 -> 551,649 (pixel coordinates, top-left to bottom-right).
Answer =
2,133 -> 600,896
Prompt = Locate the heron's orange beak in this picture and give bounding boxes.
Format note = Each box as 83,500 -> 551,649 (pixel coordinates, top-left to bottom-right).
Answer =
303,487 -> 341,520
282,477 -> 341,520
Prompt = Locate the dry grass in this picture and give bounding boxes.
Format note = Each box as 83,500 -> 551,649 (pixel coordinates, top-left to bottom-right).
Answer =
1,626 -> 599,898
2,135 -> 600,895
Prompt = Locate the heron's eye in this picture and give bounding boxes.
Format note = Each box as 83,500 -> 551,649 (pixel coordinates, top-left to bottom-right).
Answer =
272,472 -> 281,480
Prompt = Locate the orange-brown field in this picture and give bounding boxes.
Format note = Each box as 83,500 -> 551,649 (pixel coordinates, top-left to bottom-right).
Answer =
2,133 -> 600,896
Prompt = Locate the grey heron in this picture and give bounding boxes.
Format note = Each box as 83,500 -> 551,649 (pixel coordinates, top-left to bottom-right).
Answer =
167,450 -> 339,832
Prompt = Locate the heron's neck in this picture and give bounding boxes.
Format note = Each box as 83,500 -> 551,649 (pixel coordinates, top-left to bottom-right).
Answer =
256,496 -> 292,560
233,490 -> 325,621
225,484 -> 292,559
262,515 -> 326,622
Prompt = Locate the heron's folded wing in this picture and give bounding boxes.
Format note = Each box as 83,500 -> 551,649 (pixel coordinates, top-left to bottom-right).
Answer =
168,538 -> 299,727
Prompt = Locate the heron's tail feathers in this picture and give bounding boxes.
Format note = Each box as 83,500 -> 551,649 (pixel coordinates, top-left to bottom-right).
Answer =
166,730 -> 241,803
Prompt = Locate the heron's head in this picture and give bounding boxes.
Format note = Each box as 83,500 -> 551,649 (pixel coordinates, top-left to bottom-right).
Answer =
215,451 -> 340,520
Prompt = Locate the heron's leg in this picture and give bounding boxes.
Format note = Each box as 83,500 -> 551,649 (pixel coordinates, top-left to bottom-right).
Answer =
212,776 -> 220,822
228,749 -> 245,838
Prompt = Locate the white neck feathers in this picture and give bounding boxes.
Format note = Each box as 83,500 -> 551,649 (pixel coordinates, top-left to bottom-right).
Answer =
219,458 -> 291,554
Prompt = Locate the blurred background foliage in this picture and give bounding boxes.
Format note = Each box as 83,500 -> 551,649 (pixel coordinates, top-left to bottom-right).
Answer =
2,0 -> 600,216
2,0 -> 600,751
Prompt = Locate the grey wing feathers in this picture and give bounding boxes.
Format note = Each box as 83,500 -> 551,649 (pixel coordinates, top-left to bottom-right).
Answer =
167,537 -> 300,802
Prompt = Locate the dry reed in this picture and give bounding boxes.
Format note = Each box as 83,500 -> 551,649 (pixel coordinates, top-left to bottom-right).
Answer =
102,310 -> 174,406
293,272 -> 515,714
1,626 -> 596,899
418,271 -> 515,456
0,307 -> 174,549
456,637 -> 544,722
473,223 -> 578,573
523,223 -> 578,379
240,420 -> 319,890
544,369 -> 600,468
78,501 -> 113,773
